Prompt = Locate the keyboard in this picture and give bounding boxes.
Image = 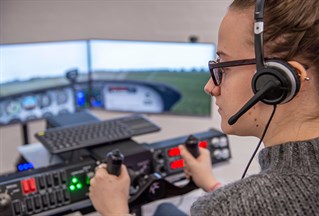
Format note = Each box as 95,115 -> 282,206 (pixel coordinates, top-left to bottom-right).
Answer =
35,115 -> 161,154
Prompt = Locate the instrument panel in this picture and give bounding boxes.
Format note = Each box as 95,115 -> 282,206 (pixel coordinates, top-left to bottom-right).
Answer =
103,82 -> 164,112
0,87 -> 75,125
0,80 -> 181,126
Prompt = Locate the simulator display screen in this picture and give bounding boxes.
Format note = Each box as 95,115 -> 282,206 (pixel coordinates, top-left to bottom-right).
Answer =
0,39 -> 215,125
0,41 -> 89,125
0,40 -> 89,97
90,40 -> 215,116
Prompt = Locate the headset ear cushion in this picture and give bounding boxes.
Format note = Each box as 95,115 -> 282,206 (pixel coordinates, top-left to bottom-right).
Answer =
252,60 -> 300,105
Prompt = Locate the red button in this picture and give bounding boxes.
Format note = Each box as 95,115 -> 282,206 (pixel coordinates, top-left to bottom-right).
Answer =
199,140 -> 208,148
170,159 -> 184,170
167,147 -> 181,157
29,178 -> 37,192
22,179 -> 30,194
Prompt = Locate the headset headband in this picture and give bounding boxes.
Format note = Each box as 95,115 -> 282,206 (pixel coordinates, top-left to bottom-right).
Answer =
254,0 -> 266,71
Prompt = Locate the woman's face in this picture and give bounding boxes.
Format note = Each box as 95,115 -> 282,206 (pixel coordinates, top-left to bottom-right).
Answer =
205,9 -> 268,136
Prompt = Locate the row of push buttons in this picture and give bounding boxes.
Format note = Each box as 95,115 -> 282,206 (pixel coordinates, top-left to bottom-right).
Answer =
13,189 -> 70,215
37,170 -> 67,189
16,170 -> 69,215
21,170 -> 67,194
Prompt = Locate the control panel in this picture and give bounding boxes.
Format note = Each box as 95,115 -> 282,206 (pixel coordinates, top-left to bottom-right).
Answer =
0,129 -> 230,216
0,159 -> 95,216
148,129 -> 230,177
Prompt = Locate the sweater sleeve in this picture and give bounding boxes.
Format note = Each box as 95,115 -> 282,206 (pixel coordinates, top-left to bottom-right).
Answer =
190,173 -> 319,216
190,180 -> 240,216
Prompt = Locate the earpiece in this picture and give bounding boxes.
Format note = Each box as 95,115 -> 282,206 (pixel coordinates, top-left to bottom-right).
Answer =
252,0 -> 300,105
251,59 -> 300,105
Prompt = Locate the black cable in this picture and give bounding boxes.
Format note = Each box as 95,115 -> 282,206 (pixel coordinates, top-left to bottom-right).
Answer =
241,104 -> 277,179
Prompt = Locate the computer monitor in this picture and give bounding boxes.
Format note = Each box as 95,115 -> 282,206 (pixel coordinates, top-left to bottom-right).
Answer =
0,39 -> 215,125
89,39 -> 215,116
0,40 -> 90,125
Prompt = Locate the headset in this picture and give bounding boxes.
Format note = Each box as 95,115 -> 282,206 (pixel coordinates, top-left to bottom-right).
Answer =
252,0 -> 300,104
228,0 -> 301,125
227,0 -> 302,179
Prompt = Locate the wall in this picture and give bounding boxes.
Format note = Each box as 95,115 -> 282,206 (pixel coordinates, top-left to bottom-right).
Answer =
0,0 -> 261,186
0,0 -> 230,44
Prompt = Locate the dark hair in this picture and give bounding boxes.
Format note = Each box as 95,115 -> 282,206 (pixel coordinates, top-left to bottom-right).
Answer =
229,0 -> 319,74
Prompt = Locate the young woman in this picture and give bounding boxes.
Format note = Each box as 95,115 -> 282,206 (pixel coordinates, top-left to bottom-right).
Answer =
89,0 -> 319,215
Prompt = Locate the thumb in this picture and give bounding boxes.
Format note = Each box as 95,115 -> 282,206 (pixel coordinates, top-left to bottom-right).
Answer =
119,165 -> 129,178
199,146 -> 210,156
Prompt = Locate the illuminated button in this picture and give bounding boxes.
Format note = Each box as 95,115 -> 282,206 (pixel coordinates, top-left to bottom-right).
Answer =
76,183 -> 83,189
170,159 -> 184,170
167,147 -> 180,157
69,185 -> 76,191
87,172 -> 94,182
199,140 -> 208,148
17,162 -> 33,172
69,176 -> 84,191
29,178 -> 37,192
71,177 -> 79,184
22,179 -> 31,194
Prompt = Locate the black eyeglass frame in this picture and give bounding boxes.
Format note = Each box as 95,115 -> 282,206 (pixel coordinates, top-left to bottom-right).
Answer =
208,58 -> 257,86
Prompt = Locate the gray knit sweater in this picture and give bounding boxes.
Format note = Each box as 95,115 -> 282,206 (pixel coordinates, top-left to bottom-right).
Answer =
190,137 -> 319,216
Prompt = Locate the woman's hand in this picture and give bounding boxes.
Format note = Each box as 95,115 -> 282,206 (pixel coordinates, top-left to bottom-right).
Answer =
179,145 -> 219,192
89,164 -> 131,215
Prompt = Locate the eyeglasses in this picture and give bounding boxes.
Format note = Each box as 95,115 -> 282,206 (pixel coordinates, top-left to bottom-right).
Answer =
209,57 -> 310,86
208,58 -> 257,86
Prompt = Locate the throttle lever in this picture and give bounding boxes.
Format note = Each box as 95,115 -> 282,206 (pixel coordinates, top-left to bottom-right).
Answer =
184,135 -> 200,184
104,146 -> 200,209
185,135 -> 200,158
106,149 -> 124,176
128,173 -> 197,208
127,136 -> 201,208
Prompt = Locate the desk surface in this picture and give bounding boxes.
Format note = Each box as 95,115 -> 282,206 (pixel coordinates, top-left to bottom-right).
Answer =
18,143 -> 63,168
